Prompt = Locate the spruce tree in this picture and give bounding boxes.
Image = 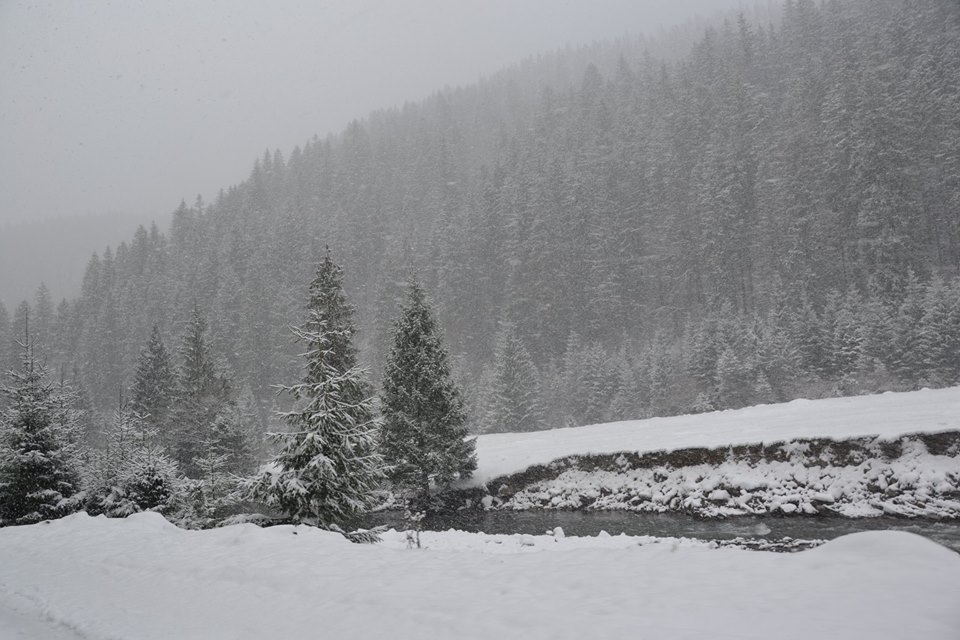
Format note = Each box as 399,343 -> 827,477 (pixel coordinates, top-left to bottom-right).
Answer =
170,307 -> 231,475
244,253 -> 383,527
890,272 -> 927,384
0,330 -> 80,526
715,346 -> 754,409
87,400 -> 147,515
88,399 -> 179,517
178,429 -> 233,528
481,321 -> 544,433
380,282 -> 476,503
130,324 -> 175,447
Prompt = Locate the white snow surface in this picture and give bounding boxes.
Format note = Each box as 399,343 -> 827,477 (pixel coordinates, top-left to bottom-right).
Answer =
471,387 -> 960,485
1,512 -> 959,640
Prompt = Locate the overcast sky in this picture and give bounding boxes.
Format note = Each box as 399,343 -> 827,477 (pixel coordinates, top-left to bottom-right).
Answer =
0,0 -> 745,227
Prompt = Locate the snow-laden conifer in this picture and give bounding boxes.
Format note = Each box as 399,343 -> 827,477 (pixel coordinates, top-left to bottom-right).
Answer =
0,333 -> 80,525
244,253 -> 383,527
130,324 -> 175,446
380,281 -> 476,503
87,399 -> 179,518
481,321 -> 544,433
170,307 -> 233,476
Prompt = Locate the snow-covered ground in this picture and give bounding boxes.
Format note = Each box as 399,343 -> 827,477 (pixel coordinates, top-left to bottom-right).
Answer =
1,513 -> 958,640
471,387 -> 960,485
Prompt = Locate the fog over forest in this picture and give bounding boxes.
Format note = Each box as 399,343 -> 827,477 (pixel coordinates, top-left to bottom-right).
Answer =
0,0 -> 750,226
1,0 -> 755,304
3,0 -> 958,436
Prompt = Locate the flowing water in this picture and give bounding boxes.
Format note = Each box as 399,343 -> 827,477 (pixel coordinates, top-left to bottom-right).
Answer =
366,510 -> 960,553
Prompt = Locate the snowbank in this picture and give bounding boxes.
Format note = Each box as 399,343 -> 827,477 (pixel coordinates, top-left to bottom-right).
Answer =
471,387 -> 960,485
1,513 -> 958,639
496,433 -> 960,518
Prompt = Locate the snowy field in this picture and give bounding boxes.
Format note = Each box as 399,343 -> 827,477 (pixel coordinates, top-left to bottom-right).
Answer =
1,513 -> 959,640
471,387 -> 960,484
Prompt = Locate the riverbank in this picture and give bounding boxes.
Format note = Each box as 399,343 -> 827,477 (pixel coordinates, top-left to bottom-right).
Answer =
455,388 -> 960,520
481,431 -> 960,519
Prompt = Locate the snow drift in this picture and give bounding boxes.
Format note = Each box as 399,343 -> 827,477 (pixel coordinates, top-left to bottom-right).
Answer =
1,512 -> 959,640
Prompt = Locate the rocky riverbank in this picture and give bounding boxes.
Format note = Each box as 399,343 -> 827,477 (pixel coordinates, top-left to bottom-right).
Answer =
469,431 -> 960,519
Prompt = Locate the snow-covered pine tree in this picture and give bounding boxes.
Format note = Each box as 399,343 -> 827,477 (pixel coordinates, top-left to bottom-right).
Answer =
123,449 -> 180,515
130,324 -> 175,447
890,271 -> 927,385
786,293 -> 827,378
170,307 -> 231,475
87,399 -> 145,516
754,321 -> 800,402
380,281 -> 476,504
207,408 -> 255,476
0,328 -> 80,526
920,277 -> 960,385
608,356 -> 646,420
67,365 -> 97,446
481,321 -> 544,433
177,430 -> 233,529
715,345 -> 754,409
232,383 -> 267,462
50,372 -> 90,481
87,398 -> 180,518
244,252 -> 383,527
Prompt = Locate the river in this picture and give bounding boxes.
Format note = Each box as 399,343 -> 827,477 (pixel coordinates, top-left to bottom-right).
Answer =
365,509 -> 960,553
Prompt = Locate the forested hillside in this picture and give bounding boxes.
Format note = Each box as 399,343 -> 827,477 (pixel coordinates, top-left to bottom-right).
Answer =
2,0 -> 959,435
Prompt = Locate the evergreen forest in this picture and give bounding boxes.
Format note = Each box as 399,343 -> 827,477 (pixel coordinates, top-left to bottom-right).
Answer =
2,0 -> 959,443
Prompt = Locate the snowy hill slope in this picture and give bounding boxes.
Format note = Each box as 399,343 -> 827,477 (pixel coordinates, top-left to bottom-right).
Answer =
1,513 -> 958,640
471,387 -> 960,485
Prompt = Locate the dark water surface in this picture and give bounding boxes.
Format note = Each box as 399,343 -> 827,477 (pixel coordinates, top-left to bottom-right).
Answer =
366,509 -> 960,553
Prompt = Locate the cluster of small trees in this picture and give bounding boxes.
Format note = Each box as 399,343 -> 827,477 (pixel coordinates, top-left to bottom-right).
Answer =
0,304 -> 258,528
0,254 -> 477,533
0,332 -> 83,526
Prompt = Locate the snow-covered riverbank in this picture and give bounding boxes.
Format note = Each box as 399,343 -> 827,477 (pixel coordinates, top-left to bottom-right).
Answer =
491,431 -> 960,518
467,388 -> 960,519
1,512 -> 958,639
471,387 -> 960,484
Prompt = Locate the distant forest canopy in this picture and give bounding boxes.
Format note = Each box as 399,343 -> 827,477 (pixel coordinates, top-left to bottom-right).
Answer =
2,0 -> 959,435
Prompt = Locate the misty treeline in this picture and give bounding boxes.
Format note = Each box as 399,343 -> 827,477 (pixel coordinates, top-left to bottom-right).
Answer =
1,0 -> 959,443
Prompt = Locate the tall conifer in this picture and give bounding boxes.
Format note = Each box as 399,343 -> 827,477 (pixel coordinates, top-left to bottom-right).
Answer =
245,253 -> 383,527
131,325 -> 175,447
481,321 -> 544,433
380,282 -> 476,502
170,307 -> 230,475
0,325 -> 80,525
